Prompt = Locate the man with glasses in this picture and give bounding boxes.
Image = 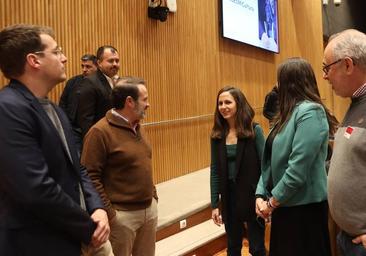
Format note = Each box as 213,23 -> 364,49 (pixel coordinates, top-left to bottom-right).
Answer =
324,29 -> 366,256
322,59 -> 342,75
59,54 -> 98,151
0,24 -> 109,256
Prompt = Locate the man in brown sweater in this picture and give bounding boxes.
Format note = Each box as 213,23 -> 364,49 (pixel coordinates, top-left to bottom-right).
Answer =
81,77 -> 158,256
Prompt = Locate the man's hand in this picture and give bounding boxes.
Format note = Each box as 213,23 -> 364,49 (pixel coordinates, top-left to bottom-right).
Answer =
352,234 -> 366,249
90,209 -> 110,248
211,208 -> 223,226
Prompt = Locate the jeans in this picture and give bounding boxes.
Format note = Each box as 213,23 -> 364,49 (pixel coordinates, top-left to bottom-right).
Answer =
338,231 -> 366,256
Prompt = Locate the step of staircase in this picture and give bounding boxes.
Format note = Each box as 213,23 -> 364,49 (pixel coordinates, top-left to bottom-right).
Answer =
155,219 -> 226,256
155,168 -> 228,255
156,167 -> 211,238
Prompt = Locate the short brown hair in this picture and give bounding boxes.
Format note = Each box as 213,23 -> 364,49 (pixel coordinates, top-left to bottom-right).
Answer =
0,24 -> 54,78
111,77 -> 146,109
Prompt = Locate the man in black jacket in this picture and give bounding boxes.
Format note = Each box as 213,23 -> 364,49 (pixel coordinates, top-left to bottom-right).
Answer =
59,54 -> 97,150
76,45 -> 120,138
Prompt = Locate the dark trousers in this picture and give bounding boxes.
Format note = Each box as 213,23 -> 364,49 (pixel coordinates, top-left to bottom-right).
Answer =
337,231 -> 366,256
224,181 -> 265,256
269,201 -> 331,256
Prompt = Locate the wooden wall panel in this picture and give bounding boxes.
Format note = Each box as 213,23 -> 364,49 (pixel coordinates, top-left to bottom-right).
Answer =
0,0 -> 329,183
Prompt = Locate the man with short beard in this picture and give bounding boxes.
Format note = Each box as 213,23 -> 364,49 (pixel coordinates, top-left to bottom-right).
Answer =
76,45 -> 120,139
82,77 -> 158,256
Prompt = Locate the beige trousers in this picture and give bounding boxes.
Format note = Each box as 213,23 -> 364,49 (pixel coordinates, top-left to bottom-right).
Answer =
89,199 -> 158,256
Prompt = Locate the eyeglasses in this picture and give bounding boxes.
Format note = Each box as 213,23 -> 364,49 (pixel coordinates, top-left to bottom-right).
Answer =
33,47 -> 63,57
322,59 -> 342,75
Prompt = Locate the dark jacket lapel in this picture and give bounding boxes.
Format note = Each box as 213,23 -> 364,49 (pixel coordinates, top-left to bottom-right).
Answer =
96,69 -> 112,93
11,81 -> 77,172
235,138 -> 246,177
217,138 -> 228,177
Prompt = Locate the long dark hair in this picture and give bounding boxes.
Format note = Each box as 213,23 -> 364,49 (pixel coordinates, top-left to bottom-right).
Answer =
272,57 -> 337,136
211,86 -> 255,139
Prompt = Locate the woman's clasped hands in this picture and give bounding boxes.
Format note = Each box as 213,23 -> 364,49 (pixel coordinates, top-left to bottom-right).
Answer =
255,197 -> 272,222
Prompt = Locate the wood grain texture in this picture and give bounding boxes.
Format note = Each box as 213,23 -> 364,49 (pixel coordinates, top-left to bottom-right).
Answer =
0,0 -> 333,183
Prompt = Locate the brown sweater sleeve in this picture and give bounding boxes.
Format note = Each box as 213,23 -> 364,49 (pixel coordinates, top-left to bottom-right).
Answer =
81,127 -> 116,220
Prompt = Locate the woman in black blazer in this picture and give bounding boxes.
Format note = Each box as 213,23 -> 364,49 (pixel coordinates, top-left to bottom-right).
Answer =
210,86 -> 266,256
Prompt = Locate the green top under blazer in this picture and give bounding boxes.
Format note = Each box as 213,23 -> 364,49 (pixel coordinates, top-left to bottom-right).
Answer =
256,101 -> 329,206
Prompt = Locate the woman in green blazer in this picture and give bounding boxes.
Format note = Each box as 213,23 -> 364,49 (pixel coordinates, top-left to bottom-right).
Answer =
255,58 -> 337,256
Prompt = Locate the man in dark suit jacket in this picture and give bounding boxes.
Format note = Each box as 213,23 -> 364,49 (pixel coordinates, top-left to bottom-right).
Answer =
0,24 -> 110,256
76,45 -> 120,138
59,54 -> 97,150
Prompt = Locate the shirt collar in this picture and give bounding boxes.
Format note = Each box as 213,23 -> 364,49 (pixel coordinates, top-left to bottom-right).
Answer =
352,83 -> 366,98
111,108 -> 138,131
